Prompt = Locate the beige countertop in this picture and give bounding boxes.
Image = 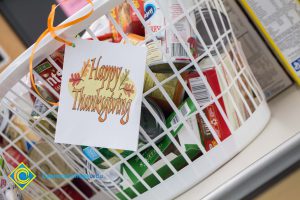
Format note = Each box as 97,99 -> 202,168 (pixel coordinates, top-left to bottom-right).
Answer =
0,14 -> 26,73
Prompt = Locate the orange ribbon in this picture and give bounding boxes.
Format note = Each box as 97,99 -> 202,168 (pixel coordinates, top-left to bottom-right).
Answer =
29,0 -> 94,106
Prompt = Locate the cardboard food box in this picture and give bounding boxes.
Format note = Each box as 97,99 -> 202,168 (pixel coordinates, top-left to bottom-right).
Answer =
224,0 -> 292,100
238,0 -> 300,85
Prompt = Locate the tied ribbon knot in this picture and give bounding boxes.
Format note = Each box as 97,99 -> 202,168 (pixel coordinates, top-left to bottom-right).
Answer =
29,0 -> 94,106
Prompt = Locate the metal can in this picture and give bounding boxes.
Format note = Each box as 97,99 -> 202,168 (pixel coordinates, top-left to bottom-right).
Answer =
145,0 -> 197,72
29,142 -> 75,188
139,98 -> 166,144
195,8 -> 230,56
143,72 -> 186,114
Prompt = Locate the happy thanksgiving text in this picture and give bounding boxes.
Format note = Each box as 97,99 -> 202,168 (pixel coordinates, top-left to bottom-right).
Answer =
70,56 -> 135,125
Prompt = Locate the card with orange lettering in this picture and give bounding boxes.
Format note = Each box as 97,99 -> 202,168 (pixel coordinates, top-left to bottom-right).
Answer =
55,39 -> 147,151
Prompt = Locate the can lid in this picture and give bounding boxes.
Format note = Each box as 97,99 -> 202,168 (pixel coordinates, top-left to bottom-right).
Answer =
29,142 -> 75,188
139,98 -> 166,144
195,8 -> 230,56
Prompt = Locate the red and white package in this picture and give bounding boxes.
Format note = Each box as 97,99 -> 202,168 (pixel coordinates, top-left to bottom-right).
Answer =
186,69 -> 231,150
33,46 -> 64,97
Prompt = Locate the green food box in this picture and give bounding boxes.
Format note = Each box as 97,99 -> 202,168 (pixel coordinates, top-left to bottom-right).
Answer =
118,98 -> 203,199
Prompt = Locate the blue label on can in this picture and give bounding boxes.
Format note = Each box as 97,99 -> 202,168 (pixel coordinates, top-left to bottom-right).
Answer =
83,147 -> 100,161
291,57 -> 300,72
145,3 -> 156,21
25,141 -> 35,152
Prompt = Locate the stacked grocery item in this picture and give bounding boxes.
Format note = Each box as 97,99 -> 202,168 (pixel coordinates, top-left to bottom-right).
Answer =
0,1 -> 260,199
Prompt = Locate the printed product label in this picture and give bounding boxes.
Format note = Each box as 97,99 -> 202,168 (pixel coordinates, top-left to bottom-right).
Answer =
242,0 -> 300,77
292,57 -> 300,72
83,147 -> 100,162
146,40 -> 163,65
145,0 -> 165,35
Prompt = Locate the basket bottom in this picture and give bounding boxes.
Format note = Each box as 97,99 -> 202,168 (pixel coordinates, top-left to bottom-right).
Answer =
137,101 -> 271,200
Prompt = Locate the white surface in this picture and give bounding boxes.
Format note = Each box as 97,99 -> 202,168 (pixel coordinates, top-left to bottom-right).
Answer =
175,85 -> 300,200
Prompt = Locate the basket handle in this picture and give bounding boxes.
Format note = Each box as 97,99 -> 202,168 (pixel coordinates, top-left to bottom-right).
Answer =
29,0 -> 94,107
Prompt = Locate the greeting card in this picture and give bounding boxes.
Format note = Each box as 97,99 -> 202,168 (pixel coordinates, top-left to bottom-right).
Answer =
55,39 -> 147,151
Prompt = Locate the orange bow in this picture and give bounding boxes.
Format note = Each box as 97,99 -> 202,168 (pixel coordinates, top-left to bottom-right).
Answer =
29,0 -> 94,106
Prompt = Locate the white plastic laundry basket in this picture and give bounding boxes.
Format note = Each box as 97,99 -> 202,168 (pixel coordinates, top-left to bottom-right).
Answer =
0,0 -> 270,199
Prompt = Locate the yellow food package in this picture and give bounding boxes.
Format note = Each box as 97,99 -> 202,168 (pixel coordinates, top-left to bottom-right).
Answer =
239,0 -> 300,84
